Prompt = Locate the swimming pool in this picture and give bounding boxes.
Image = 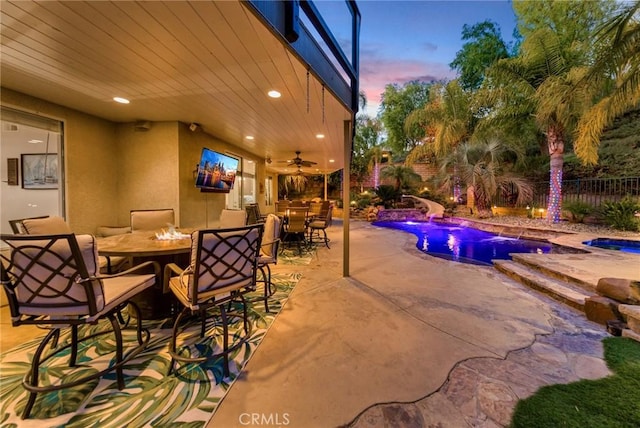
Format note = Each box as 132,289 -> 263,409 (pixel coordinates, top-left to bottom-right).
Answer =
373,220 -> 580,266
583,238 -> 640,254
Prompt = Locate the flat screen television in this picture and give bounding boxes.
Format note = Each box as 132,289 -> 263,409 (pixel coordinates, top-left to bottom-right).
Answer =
195,148 -> 239,193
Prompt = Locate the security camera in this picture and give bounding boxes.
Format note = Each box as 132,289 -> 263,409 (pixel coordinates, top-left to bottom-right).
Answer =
189,122 -> 200,132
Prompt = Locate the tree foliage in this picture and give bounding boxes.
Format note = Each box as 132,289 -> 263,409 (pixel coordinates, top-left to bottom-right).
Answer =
405,80 -> 476,164
574,0 -> 640,165
450,20 -> 511,90
352,115 -> 382,187
378,80 -> 433,154
513,0 -> 617,60
380,165 -> 422,192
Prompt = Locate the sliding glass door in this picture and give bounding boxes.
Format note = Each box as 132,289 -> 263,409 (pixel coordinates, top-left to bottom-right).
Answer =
1,107 -> 64,234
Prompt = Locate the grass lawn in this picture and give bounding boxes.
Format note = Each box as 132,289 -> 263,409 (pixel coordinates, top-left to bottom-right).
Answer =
510,337 -> 640,428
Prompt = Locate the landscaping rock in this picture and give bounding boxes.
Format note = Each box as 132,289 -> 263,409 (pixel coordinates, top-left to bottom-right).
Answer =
622,328 -> 640,343
619,304 -> 640,334
596,278 -> 640,304
584,296 -> 622,325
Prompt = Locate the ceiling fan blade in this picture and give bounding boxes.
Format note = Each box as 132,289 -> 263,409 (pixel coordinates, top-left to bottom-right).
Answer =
300,161 -> 316,167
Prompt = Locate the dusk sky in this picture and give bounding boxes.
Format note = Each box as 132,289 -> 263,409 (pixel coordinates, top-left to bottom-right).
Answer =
320,0 -> 519,117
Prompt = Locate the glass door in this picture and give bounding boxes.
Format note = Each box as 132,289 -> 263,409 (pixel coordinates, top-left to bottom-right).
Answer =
1,107 -> 64,234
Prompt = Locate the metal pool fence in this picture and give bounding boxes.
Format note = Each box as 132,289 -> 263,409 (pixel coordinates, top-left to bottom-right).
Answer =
493,177 -> 640,209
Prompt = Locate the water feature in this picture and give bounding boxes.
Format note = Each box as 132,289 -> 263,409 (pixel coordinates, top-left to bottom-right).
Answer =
583,238 -> 640,254
373,220 -> 582,266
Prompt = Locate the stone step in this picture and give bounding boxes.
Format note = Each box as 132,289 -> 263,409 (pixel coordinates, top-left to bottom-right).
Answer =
619,304 -> 640,335
494,260 -> 592,311
510,253 -> 595,292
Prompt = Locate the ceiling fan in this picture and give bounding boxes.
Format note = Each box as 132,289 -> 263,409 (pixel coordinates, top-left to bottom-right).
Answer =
279,151 -> 317,168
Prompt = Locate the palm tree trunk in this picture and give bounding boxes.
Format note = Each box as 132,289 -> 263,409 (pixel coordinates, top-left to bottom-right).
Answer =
453,162 -> 461,202
546,126 -> 564,222
373,160 -> 379,188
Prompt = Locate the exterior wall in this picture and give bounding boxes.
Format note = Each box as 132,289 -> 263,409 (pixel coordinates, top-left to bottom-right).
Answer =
177,124 -> 266,228
114,122 -> 180,226
1,89 -> 267,234
1,89 -> 119,234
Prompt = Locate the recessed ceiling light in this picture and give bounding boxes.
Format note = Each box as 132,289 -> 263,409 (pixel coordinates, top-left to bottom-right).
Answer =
28,139 -> 43,144
113,97 -> 130,104
316,134 -> 325,139
267,90 -> 281,98
245,135 -> 254,140
329,159 -> 335,163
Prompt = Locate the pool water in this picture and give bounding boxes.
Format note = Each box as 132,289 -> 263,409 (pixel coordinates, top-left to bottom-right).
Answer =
583,238 -> 640,254
373,220 -> 578,266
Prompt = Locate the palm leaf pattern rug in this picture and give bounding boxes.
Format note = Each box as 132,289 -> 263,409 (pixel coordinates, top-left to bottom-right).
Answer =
0,272 -> 301,428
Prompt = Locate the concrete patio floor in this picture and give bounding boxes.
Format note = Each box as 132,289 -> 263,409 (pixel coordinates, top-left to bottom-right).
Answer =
207,219 -> 628,427
1,219 -> 635,427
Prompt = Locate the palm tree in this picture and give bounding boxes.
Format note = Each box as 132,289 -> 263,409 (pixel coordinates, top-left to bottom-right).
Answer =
380,164 -> 422,193
443,141 -> 532,215
484,28 -> 595,222
367,143 -> 386,188
405,80 -> 476,201
574,1 -> 640,165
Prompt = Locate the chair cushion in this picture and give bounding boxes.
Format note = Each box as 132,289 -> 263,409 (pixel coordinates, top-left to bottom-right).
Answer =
22,216 -> 71,234
169,274 -> 232,309
262,214 -> 280,257
131,209 -> 175,231
96,226 -> 131,237
89,273 -> 156,322
219,209 -> 246,228
11,234 -> 104,317
187,228 -> 258,299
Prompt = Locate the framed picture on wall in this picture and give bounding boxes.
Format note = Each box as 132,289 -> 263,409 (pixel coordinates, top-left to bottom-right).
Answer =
21,153 -> 59,189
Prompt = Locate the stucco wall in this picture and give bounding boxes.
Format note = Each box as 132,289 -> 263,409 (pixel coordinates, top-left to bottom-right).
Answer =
114,122 -> 180,226
1,89 -> 119,234
177,124 -> 265,228
2,89 -> 266,234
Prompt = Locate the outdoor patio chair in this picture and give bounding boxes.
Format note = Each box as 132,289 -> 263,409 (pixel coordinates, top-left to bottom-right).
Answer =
130,209 -> 175,232
164,224 -> 263,378
219,209 -> 247,228
8,215 -> 50,234
14,216 -> 127,274
308,205 -> 333,248
256,214 -> 281,312
0,233 -> 159,419
245,204 -> 265,225
281,207 -> 309,255
275,200 -> 290,215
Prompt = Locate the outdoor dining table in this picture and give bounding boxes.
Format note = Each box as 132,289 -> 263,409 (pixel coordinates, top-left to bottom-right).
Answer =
98,230 -> 192,319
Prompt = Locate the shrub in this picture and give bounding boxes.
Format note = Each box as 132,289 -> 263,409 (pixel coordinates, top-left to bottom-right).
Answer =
375,185 -> 401,209
563,200 -> 592,223
601,197 -> 640,231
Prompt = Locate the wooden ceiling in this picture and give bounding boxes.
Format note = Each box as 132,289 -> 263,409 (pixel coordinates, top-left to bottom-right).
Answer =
0,0 -> 353,174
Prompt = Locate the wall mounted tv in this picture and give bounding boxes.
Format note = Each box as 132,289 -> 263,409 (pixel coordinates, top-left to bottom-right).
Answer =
195,148 -> 239,193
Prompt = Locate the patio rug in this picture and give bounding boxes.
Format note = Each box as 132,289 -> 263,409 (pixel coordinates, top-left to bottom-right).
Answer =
278,244 -> 316,266
0,272 -> 301,428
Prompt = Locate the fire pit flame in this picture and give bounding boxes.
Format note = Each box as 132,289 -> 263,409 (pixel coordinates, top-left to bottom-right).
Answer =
155,226 -> 190,240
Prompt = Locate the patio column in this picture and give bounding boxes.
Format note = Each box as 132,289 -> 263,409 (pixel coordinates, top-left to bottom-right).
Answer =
343,119 -> 352,277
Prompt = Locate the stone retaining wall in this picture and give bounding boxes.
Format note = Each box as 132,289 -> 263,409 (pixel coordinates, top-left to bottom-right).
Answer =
376,209 -> 430,222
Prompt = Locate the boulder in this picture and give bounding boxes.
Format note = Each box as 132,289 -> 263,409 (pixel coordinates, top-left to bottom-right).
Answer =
619,304 -> 640,334
596,278 -> 640,304
584,296 -> 622,325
